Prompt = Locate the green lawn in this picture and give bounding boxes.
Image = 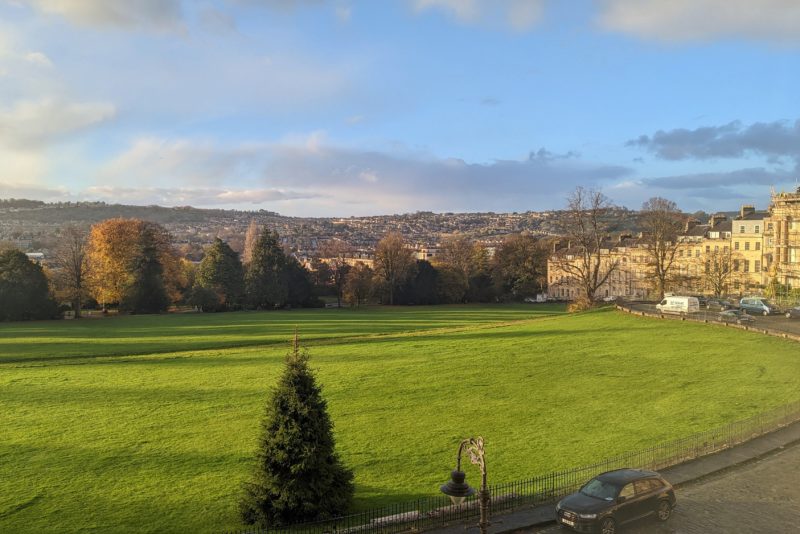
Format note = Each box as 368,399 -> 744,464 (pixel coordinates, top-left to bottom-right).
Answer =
1,305 -> 799,533
0,304 -> 550,363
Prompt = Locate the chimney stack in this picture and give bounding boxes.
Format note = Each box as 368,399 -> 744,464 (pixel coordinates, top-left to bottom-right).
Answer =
684,218 -> 699,233
709,213 -> 727,227
739,205 -> 755,218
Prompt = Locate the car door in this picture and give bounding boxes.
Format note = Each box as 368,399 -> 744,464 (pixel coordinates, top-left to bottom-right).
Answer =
634,479 -> 659,519
614,483 -> 638,524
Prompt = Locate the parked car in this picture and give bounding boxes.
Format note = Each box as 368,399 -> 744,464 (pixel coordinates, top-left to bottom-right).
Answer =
785,306 -> 800,319
691,295 -> 708,307
556,468 -> 676,534
739,297 -> 779,316
656,296 -> 700,315
705,298 -> 732,311
718,309 -> 755,324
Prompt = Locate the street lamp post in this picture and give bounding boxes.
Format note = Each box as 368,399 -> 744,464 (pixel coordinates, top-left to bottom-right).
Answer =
440,437 -> 489,534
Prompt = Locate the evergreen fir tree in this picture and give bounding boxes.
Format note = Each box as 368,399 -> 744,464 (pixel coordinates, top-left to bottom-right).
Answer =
120,227 -> 169,314
240,334 -> 354,527
0,249 -> 58,321
245,229 -> 289,308
196,237 -> 245,310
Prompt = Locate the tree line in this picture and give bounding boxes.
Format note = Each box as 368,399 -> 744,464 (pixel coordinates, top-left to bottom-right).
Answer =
317,231 -> 552,307
0,217 -> 553,321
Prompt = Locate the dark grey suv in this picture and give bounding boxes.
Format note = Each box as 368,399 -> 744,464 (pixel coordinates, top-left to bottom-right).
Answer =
556,468 -> 676,533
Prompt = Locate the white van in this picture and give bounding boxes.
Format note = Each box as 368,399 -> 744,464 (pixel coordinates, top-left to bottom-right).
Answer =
656,296 -> 700,315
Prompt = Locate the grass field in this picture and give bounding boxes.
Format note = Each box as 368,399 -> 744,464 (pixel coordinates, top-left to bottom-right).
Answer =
2,304 -> 799,533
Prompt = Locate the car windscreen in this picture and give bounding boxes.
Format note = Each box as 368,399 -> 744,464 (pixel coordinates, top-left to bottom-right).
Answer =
579,478 -> 620,500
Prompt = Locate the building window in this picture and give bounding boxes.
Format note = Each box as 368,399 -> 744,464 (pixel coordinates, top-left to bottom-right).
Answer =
755,225 -> 760,234
704,261 -> 710,274
733,259 -> 739,272
755,242 -> 761,251
739,225 -> 745,234
714,245 -> 719,252
705,245 -> 710,253
724,246 -> 729,253
755,260 -> 761,272
768,223 -> 774,231
695,249 -> 700,257
744,260 -> 750,273
745,242 -> 750,251
734,241 -> 739,250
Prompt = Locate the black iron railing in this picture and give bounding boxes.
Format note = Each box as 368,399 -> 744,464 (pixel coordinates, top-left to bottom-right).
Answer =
230,399 -> 800,534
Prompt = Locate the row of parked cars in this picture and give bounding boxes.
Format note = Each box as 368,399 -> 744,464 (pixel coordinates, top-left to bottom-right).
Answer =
656,295 -> 800,322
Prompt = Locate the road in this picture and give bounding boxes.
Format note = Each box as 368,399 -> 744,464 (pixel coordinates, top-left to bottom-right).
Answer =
529,441 -> 800,533
625,302 -> 800,337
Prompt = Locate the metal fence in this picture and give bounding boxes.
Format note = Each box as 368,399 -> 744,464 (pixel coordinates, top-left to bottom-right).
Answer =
232,400 -> 800,534
617,302 -> 800,341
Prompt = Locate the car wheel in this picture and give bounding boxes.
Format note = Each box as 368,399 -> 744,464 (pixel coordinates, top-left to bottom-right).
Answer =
787,312 -> 792,319
656,500 -> 672,521
763,310 -> 769,316
601,517 -> 616,534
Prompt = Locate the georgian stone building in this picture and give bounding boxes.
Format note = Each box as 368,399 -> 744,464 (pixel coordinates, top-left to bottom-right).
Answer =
764,188 -> 800,289
547,187 -> 800,300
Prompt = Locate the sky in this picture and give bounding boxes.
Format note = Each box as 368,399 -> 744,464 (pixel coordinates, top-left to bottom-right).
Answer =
0,0 -> 798,217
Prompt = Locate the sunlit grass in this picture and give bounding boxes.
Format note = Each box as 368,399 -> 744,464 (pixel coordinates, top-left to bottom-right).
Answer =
1,305 -> 798,533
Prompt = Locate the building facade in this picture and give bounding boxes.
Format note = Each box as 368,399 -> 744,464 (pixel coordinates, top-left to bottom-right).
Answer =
547,188 -> 800,300
764,189 -> 800,289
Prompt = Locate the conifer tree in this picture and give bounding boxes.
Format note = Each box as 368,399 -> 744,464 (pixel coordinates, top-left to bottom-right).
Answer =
240,334 -> 354,527
196,237 -> 244,310
245,228 -> 289,308
120,226 -> 170,314
0,249 -> 58,321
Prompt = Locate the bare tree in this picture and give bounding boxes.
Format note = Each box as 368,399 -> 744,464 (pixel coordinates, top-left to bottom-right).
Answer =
552,187 -> 619,304
374,232 -> 414,305
53,224 -> 89,317
701,248 -> 735,297
640,197 -> 684,299
242,220 -> 259,265
343,263 -> 374,307
319,239 -> 352,307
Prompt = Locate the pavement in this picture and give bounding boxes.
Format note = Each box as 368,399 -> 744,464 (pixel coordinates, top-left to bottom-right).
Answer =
427,419 -> 800,534
622,301 -> 800,338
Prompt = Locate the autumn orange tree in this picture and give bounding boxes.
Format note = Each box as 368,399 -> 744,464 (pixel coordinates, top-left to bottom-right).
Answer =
86,219 -> 182,310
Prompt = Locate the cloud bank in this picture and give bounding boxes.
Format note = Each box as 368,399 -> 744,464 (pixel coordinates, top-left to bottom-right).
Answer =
78,136 -> 633,214
628,119 -> 800,167
598,0 -> 800,43
411,0 -> 544,32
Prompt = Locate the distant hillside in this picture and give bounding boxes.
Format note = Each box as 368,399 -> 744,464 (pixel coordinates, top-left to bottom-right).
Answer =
0,199 -> 281,225
0,198 -> 648,253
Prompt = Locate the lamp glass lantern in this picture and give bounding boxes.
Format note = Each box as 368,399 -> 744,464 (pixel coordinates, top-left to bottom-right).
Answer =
440,469 -> 475,505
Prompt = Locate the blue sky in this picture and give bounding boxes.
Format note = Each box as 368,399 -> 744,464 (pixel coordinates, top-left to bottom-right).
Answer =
0,0 -> 798,216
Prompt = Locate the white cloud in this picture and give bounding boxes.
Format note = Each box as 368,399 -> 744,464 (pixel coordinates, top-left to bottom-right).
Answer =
0,180 -> 73,200
83,186 -> 320,206
598,0 -> 800,43
335,4 -> 351,22
18,0 -> 183,31
412,0 -> 545,31
98,138 -> 265,188
23,51 -> 52,67
0,98 -> 116,148
89,135 -> 632,215
0,150 -> 49,184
